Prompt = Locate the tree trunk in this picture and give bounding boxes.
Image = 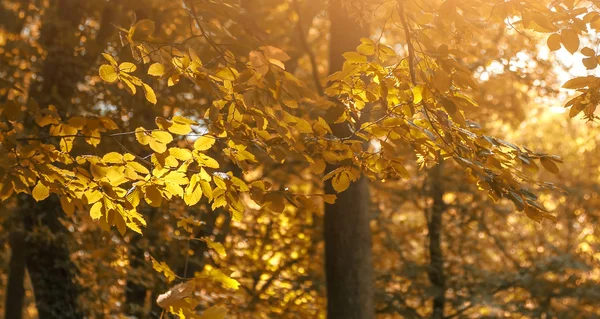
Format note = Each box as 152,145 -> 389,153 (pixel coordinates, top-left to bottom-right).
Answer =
4,231 -> 26,319
427,160 -> 446,319
324,2 -> 374,319
22,195 -> 83,319
125,233 -> 150,319
14,1 -> 116,317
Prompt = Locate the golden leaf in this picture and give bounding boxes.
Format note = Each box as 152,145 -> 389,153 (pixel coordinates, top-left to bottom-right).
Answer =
32,181 -> 49,201
540,157 -> 559,174
194,135 -> 216,151
260,45 -> 291,62
200,305 -> 227,319
148,63 -> 165,76
118,62 -> 137,73
332,171 -> 350,193
561,29 -> 579,54
143,83 -> 157,104
90,201 -> 103,220
204,238 -> 227,257
144,185 -> 163,207
249,50 -> 269,75
99,65 -> 118,83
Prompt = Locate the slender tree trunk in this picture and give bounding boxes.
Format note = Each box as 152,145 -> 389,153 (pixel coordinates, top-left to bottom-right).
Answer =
125,233 -> 150,319
4,231 -> 26,319
427,160 -> 446,319
324,2 -> 373,319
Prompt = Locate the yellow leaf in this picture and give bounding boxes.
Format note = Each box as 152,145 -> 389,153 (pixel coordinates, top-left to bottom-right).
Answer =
322,194 -> 336,204
581,47 -> 595,56
547,33 -> 561,51
540,157 -> 559,174
249,50 -> 269,75
196,153 -> 219,168
103,152 -> 124,164
260,45 -> 291,61
204,238 -> 227,257
90,163 -> 107,180
152,130 -> 173,144
561,29 -> 579,54
203,268 -> 240,290
184,174 -> 203,206
412,85 -> 423,104
169,148 -> 193,161
60,196 -> 75,216
356,43 -> 375,56
332,171 -> 350,193
99,65 -> 118,83
524,205 -> 544,222
165,171 -> 189,185
433,68 -> 451,92
85,189 -> 103,204
215,67 -> 239,81
562,76 -> 596,89
102,53 -> 117,66
90,201 -> 103,220
119,62 -> 137,73
343,51 -> 367,63
200,305 -> 227,319
145,185 -> 163,207
194,135 -> 216,151
166,116 -> 195,135
32,181 -> 49,201
143,83 -> 157,104
127,161 -> 149,175
531,13 -> 558,32
121,76 -> 137,95
583,57 -> 597,69
151,257 -> 177,283
148,63 -> 165,76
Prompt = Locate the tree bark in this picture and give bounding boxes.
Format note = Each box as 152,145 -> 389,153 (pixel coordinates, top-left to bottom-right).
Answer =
324,2 -> 374,319
12,1 -> 116,317
4,231 -> 26,319
22,195 -> 83,319
427,160 -> 446,319
17,0 -> 85,315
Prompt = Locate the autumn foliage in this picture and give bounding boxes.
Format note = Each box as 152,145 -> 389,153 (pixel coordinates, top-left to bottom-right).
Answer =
1,0 -> 600,318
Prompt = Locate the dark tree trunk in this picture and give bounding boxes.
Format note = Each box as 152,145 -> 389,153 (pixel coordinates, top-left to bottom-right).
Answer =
22,195 -> 83,319
427,160 -> 446,319
125,233 -> 150,319
11,1 -> 116,317
17,0 -> 86,314
324,2 -> 374,319
4,231 -> 26,319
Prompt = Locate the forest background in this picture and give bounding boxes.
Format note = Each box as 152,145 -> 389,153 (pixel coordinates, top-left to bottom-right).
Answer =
1,0 -> 600,318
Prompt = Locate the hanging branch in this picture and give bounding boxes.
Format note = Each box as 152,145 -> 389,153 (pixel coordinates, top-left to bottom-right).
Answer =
398,1 -> 416,85
292,0 -> 324,96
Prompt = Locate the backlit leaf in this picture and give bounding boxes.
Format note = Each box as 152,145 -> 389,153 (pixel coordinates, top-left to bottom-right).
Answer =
32,181 -> 49,201
99,65 -> 118,82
